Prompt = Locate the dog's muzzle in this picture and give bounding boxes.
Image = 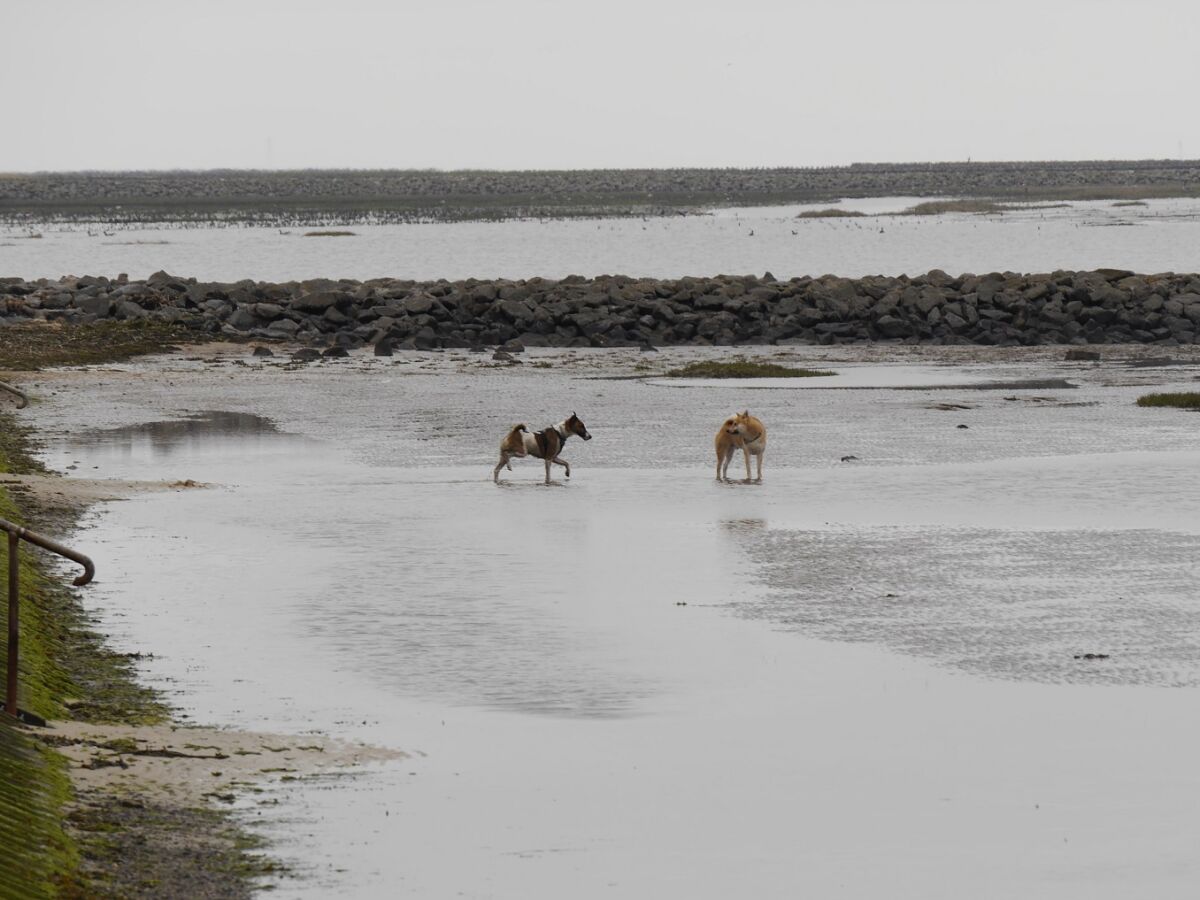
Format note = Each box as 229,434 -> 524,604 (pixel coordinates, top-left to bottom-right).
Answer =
582,432 -> 592,441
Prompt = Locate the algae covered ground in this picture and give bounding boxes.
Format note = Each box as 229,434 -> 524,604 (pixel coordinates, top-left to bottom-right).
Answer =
664,359 -> 835,378
1136,391 -> 1200,409
0,321 -> 198,372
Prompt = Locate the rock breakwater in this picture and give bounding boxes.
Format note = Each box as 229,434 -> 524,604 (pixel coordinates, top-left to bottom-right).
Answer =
4,269 -> 1200,349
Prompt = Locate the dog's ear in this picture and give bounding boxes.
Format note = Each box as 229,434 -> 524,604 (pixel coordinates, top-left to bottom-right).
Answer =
742,410 -> 750,417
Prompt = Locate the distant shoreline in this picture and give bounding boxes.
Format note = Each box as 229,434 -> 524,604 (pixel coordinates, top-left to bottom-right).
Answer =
3,160 -> 1199,225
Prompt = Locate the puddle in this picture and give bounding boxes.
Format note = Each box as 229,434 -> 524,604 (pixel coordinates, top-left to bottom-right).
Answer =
45,411 -> 316,475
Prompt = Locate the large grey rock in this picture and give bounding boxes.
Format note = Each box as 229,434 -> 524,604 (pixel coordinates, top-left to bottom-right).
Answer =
267,319 -> 300,337
228,308 -> 257,330
76,296 -> 112,317
115,300 -> 147,320
875,315 -> 910,338
292,291 -> 352,312
402,294 -> 436,315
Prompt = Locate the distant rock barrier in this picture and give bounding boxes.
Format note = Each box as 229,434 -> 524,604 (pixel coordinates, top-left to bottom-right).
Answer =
3,269 -> 1200,349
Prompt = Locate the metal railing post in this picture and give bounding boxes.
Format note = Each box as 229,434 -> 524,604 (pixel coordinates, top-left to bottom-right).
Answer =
0,381 -> 28,409
6,532 -> 17,717
0,518 -> 94,719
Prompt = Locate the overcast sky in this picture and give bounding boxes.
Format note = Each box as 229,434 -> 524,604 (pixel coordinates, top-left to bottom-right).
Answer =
3,0 -> 1197,172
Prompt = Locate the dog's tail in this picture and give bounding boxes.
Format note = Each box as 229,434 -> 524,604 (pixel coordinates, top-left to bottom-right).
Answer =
500,423 -> 527,452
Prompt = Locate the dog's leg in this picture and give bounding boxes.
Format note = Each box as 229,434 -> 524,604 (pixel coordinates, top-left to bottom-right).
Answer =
544,457 -> 553,485
493,452 -> 509,483
551,455 -> 571,478
742,446 -> 753,482
756,450 -> 764,482
721,446 -> 734,481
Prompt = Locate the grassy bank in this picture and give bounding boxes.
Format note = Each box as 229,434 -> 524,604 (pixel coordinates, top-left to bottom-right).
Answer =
0,723 -> 76,899
0,409 -> 168,897
0,322 -> 263,897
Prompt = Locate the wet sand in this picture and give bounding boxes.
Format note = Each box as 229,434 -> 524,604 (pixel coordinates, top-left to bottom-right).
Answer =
18,343 -> 1200,898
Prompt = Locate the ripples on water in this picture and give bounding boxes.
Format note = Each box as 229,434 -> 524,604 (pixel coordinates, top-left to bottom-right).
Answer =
733,526 -> 1200,687
5,196 -> 1200,281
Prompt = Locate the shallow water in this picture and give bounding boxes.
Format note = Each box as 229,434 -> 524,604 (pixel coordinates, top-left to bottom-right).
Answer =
5,196 -> 1200,281
21,345 -> 1200,897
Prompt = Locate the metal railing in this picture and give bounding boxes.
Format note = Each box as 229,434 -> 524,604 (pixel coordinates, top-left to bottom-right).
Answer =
1,518 -> 94,719
0,381 -> 28,409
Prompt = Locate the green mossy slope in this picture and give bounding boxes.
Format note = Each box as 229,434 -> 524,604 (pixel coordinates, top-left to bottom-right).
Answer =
1,409 -> 166,896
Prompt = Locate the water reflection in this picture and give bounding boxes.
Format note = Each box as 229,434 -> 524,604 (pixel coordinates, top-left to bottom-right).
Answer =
66,411 -> 300,459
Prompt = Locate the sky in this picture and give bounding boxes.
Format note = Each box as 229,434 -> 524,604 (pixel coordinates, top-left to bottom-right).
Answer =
2,0 -> 1198,172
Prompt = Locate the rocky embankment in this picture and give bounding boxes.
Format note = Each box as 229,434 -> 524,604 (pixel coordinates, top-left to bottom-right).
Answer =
4,269 -> 1200,351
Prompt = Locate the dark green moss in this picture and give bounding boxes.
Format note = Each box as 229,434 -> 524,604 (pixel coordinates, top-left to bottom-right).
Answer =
0,725 -> 79,899
1136,392 -> 1200,409
0,410 -> 48,475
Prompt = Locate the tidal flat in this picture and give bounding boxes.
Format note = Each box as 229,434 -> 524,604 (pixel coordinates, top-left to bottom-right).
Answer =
16,342 -> 1200,898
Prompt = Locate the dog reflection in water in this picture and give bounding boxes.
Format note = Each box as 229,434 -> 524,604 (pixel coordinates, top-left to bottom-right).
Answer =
716,411 -> 767,482
494,413 -> 592,484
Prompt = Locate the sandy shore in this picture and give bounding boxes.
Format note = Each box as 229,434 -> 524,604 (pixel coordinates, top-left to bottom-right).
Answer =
47,720 -> 403,806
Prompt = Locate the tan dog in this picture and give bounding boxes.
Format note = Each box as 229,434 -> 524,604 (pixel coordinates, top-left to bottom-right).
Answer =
494,412 -> 592,484
715,411 -> 767,482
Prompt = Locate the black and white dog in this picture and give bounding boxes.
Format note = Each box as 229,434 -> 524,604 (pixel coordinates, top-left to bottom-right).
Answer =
494,413 -> 592,484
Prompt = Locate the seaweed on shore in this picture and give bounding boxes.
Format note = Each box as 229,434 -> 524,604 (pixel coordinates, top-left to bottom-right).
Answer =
664,360 -> 834,379
1136,392 -> 1200,409
0,321 -> 200,372
795,208 -> 865,219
